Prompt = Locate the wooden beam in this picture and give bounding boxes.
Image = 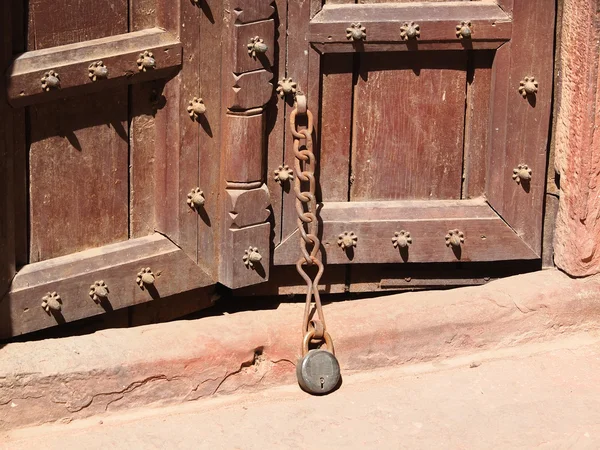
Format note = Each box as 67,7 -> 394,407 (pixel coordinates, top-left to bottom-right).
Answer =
274,199 -> 539,265
6,28 -> 182,107
309,3 -> 511,52
0,234 -> 213,339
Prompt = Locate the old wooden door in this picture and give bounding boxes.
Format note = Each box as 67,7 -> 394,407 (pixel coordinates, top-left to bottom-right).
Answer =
0,0 -> 221,338
262,0 -> 555,294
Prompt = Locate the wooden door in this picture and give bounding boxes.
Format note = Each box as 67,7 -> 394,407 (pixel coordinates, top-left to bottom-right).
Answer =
0,0 -> 221,338
264,0 -> 555,293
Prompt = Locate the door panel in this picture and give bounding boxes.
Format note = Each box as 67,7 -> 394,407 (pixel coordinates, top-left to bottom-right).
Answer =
1,0 -> 217,339
268,0 -> 553,292
352,51 -> 467,201
29,90 -> 129,262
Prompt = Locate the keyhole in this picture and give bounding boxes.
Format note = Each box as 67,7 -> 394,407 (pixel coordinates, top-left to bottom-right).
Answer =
320,376 -> 325,389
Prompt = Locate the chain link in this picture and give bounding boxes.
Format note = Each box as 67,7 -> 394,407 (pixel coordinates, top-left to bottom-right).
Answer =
290,95 -> 329,345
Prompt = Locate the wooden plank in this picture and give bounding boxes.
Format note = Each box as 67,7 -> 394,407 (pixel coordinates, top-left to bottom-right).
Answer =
27,0 -> 127,49
129,3 -> 159,239
0,0 -> 16,303
351,51 -> 467,201
274,200 -> 539,265
1,234 -> 213,339
233,265 -> 348,296
153,0 -> 201,265
319,55 -> 354,201
7,29 -> 183,107
197,0 -> 224,279
233,0 -> 275,24
348,261 -> 540,293
232,20 -> 275,74
28,88 -> 129,262
309,3 -> 512,44
486,0 -> 555,256
463,51 -> 494,199
266,0 -> 288,246
312,42 -> 508,53
281,0 -> 313,245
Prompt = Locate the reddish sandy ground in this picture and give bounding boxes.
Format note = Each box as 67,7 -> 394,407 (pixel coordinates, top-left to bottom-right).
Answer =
4,333 -> 600,449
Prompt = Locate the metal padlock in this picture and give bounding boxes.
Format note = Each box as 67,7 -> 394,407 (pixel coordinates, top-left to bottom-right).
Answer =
296,330 -> 341,395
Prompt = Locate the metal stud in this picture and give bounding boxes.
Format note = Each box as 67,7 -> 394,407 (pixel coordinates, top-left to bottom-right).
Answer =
392,230 -> 413,249
136,267 -> 155,288
445,229 -> 465,248
519,77 -> 539,97
88,61 -> 108,81
400,22 -> 420,40
513,164 -> 532,184
274,164 -> 294,184
243,247 -> 262,268
89,280 -> 109,302
456,21 -> 472,39
41,292 -> 62,313
41,70 -> 60,91
248,36 -> 268,58
137,50 -> 156,72
276,78 -> 297,99
187,97 -> 206,121
187,187 -> 205,210
338,231 -> 358,250
346,23 -> 366,41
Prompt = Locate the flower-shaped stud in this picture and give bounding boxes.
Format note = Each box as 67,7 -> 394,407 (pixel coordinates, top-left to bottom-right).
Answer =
136,267 -> 156,288
187,97 -> 206,121
137,50 -> 156,72
392,230 -> 413,249
456,21 -> 472,39
41,70 -> 60,91
243,247 -> 262,269
400,22 -> 420,40
338,231 -> 358,250
276,78 -> 297,99
41,292 -> 62,313
346,23 -> 366,41
445,229 -> 465,248
89,280 -> 109,302
248,36 -> 268,58
88,61 -> 108,81
513,164 -> 532,184
187,187 -> 205,210
519,77 -> 539,98
274,164 -> 294,184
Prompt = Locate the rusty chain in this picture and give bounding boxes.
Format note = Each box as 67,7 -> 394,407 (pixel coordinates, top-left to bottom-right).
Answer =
290,93 -> 333,352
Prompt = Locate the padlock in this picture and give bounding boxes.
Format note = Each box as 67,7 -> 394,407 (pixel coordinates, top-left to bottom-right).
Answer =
296,329 -> 341,395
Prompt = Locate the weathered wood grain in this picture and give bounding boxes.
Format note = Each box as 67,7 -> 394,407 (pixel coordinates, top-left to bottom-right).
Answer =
7,29 -> 183,107
275,200 -> 539,265
223,112 -> 265,183
309,3 -> 511,44
319,54 -> 354,202
266,0 -> 288,247
28,89 -> 129,262
26,0 -> 129,263
553,0 -> 600,276
1,234 -> 213,339
486,0 -> 555,256
463,51 -> 494,199
0,1 -> 16,304
197,0 -> 224,278
27,0 -> 127,50
351,51 -> 467,201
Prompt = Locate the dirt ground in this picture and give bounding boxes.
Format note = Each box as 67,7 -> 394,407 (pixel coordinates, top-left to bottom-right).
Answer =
4,333 -> 600,449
